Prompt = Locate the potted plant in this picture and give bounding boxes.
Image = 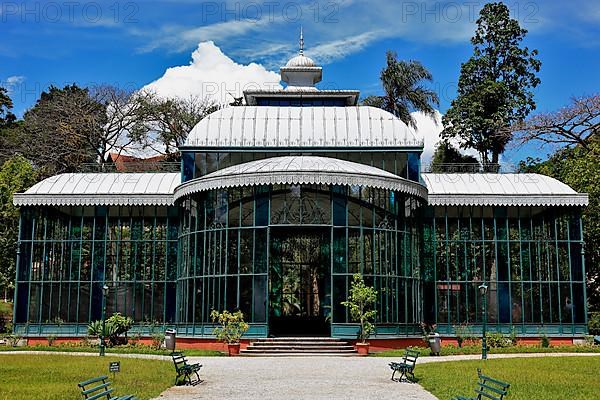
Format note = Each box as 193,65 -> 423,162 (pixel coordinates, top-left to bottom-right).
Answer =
342,273 -> 377,355
210,309 -> 249,356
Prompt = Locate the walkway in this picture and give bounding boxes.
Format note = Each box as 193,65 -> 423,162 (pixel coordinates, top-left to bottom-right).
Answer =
153,356 -> 437,400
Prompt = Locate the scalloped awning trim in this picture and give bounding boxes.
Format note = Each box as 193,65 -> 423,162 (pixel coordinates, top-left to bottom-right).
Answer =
13,194 -> 175,207
174,171 -> 429,202
427,194 -> 589,207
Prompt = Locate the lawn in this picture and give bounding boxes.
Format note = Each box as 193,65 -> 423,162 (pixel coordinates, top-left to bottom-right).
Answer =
0,354 -> 174,400
417,356 -> 600,400
374,344 -> 600,357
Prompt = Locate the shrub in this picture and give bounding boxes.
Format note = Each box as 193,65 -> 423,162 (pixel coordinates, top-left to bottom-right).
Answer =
453,323 -> 475,348
151,332 -> 165,350
589,312 -> 600,336
540,333 -> 550,348
87,312 -> 133,347
485,332 -> 513,348
210,310 -> 249,344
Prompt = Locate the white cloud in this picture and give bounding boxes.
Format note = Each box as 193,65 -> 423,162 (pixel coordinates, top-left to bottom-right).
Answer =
2,75 -> 25,94
141,41 -> 281,103
412,110 -> 479,166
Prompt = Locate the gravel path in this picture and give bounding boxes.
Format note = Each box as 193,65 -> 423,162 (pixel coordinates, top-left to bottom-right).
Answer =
153,356 -> 438,400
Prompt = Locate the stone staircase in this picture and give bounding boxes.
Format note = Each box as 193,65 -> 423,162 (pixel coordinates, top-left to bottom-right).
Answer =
240,337 -> 358,356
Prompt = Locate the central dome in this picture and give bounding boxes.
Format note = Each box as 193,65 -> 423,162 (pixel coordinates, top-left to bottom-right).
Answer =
285,54 -> 316,68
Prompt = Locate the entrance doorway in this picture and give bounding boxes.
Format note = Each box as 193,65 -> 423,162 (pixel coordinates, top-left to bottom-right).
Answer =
269,227 -> 331,336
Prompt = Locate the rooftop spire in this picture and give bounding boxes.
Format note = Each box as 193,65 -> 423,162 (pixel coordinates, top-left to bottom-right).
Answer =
299,26 -> 304,55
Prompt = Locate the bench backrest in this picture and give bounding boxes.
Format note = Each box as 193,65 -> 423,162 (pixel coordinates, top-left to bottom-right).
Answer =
78,376 -> 114,400
402,348 -> 420,367
475,368 -> 510,400
171,352 -> 189,371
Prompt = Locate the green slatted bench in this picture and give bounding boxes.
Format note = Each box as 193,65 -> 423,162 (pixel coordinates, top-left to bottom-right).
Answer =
78,375 -> 137,400
452,369 -> 510,400
171,351 -> 202,386
389,348 -> 420,382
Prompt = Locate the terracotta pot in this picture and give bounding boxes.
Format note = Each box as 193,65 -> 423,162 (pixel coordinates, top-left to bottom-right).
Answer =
355,342 -> 370,355
227,343 -> 241,356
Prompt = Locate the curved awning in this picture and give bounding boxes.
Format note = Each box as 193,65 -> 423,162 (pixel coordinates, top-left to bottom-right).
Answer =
183,106 -> 423,149
13,173 -> 181,207
421,173 -> 589,207
174,156 -> 428,202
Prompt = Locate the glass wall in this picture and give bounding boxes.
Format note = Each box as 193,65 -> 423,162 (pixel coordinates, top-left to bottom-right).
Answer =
181,151 -> 421,183
14,206 -> 178,328
422,205 -> 587,334
177,184 -> 424,335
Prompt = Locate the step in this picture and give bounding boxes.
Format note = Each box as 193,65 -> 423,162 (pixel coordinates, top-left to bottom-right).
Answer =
256,337 -> 344,341
250,341 -> 353,346
240,349 -> 357,355
241,337 -> 358,356
246,346 -> 356,351
240,352 -> 359,357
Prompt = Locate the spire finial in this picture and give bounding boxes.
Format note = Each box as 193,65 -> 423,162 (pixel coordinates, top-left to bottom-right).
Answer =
299,26 -> 304,55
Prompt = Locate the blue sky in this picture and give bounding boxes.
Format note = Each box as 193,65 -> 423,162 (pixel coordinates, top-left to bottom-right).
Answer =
2,0 -> 599,164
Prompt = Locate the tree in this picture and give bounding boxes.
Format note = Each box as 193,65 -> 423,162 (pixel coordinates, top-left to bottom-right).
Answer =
341,273 -> 377,343
21,85 -> 105,176
362,51 -> 439,129
441,2 -> 541,164
88,85 -> 143,166
0,87 -> 16,128
514,94 -> 600,151
0,156 -> 37,302
0,87 -> 20,165
130,91 -> 221,159
429,141 -> 480,172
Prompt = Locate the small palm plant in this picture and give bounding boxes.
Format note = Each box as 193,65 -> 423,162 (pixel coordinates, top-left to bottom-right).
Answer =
342,273 -> 377,344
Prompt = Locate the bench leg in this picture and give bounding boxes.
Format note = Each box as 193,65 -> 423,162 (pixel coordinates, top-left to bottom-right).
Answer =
193,369 -> 201,385
391,369 -> 397,381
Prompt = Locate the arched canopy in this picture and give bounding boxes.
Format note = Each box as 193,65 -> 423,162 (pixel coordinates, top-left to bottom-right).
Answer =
183,106 -> 423,149
174,156 -> 428,202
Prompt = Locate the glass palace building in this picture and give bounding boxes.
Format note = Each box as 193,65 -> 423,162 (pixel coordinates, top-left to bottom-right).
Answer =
11,48 -> 590,343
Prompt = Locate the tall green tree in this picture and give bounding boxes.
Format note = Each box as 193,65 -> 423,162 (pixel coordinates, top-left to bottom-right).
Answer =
0,87 -> 16,128
0,87 -> 20,165
441,2 -> 541,164
0,156 -> 37,302
363,51 -> 439,128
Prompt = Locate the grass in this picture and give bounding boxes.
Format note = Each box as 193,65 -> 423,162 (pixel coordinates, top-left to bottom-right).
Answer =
0,354 -> 173,400
417,356 -> 600,400
374,344 -> 600,357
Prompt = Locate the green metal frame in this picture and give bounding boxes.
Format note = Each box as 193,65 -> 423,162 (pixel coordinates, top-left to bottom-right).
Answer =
177,183 -> 424,337
422,205 -> 587,335
13,205 -> 178,329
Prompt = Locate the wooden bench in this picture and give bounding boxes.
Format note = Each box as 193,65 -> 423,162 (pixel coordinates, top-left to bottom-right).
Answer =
171,351 -> 202,385
452,369 -> 510,400
78,375 -> 137,400
389,348 -> 420,382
